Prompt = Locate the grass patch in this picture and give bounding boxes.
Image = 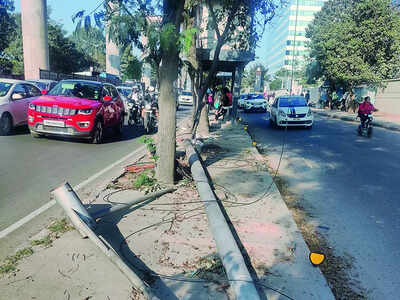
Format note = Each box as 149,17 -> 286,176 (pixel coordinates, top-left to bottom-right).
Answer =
48,218 -> 73,234
134,171 -> 156,189
0,247 -> 34,275
31,235 -> 53,248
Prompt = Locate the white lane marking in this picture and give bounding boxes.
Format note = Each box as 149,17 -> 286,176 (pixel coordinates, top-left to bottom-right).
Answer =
0,146 -> 145,239
0,118 -> 187,239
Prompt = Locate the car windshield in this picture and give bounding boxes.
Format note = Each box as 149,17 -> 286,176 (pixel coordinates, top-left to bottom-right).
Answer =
279,97 -> 307,107
182,91 -> 192,96
117,88 -> 132,97
249,94 -> 264,100
34,82 -> 47,90
47,81 -> 102,100
0,82 -> 12,97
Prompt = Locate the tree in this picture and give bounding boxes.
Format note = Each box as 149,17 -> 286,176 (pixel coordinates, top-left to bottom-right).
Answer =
0,0 -> 16,73
307,0 -> 400,90
70,27 -> 106,71
121,45 -> 142,81
242,62 -> 269,91
269,77 -> 282,91
187,0 -> 284,137
3,12 -> 97,75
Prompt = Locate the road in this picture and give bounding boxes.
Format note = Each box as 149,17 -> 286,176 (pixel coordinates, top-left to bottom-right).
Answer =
242,112 -> 400,299
0,106 -> 191,232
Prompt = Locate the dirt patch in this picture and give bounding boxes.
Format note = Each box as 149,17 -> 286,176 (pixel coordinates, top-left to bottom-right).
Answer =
272,174 -> 368,299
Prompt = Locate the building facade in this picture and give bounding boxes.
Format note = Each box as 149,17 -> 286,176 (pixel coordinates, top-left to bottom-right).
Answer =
265,0 -> 327,75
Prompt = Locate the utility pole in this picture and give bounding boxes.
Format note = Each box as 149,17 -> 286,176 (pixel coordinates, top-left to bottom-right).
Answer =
290,0 -> 299,95
21,0 -> 49,80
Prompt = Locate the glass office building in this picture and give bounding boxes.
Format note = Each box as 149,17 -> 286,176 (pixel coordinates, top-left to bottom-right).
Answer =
265,0 -> 328,75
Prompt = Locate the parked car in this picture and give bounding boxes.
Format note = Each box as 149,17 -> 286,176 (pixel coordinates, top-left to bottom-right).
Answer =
178,91 -> 193,105
243,94 -> 267,113
28,79 -> 58,92
0,79 -> 42,135
28,80 -> 125,143
270,95 -> 313,128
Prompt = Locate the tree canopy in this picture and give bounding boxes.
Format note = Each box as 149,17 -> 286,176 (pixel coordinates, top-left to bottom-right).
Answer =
306,0 -> 400,89
0,0 -> 15,73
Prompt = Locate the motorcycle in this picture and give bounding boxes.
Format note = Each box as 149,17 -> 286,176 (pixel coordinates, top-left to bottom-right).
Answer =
141,100 -> 158,134
357,114 -> 373,137
127,100 -> 141,126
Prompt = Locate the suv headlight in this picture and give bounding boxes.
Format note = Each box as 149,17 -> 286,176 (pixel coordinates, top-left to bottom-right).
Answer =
29,103 -> 36,110
307,110 -> 312,117
78,108 -> 93,115
279,110 -> 286,117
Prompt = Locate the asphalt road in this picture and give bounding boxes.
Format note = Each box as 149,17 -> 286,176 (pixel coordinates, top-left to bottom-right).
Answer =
242,111 -> 400,299
0,106 -> 191,232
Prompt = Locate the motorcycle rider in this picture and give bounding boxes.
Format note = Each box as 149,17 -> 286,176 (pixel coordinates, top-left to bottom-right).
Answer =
358,96 -> 378,127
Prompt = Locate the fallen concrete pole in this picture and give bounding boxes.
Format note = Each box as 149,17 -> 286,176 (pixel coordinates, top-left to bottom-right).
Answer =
51,182 -> 156,299
91,188 -> 176,219
185,141 -> 261,300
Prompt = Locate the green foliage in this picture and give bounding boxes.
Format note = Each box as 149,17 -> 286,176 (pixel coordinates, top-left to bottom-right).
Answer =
70,26 -> 106,71
160,23 -> 178,52
121,45 -> 142,81
31,235 -> 52,248
134,171 -> 156,188
2,13 -> 97,75
0,247 -> 34,274
0,0 -> 15,54
48,218 -> 73,234
307,0 -> 400,88
179,27 -> 197,54
269,77 -> 283,91
242,62 -> 269,91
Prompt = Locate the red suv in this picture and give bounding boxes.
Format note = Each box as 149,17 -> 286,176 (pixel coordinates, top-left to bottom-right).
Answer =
28,80 -> 125,143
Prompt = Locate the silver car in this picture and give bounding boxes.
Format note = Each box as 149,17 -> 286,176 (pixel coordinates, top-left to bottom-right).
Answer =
0,79 -> 42,135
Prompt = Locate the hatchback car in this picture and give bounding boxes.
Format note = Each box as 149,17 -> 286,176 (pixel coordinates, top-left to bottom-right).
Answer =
28,80 -> 125,143
178,91 -> 193,105
270,96 -> 313,128
0,79 -> 42,135
28,79 -> 58,92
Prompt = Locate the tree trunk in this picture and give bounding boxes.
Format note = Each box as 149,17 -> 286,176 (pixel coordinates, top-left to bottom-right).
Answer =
198,101 -> 209,136
156,0 -> 184,185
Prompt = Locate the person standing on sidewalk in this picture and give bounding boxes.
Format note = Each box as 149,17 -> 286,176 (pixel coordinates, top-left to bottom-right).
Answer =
215,87 -> 232,120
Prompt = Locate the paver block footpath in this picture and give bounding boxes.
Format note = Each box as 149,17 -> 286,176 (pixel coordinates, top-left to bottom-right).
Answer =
200,120 -> 335,300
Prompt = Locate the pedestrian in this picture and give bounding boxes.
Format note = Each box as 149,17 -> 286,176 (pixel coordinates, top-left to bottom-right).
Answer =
305,90 -> 310,103
215,87 -> 232,120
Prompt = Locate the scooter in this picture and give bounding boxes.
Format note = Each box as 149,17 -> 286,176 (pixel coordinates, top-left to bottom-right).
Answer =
357,114 -> 373,137
127,100 -> 141,126
141,101 -> 158,134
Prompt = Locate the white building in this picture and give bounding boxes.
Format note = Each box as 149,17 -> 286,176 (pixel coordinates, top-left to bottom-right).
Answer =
265,0 -> 327,75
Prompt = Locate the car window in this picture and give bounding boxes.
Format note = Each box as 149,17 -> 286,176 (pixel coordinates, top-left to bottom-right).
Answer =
279,97 -> 307,107
0,82 -> 12,97
49,82 -> 57,91
110,85 -> 119,99
24,84 -> 42,97
102,86 -> 112,97
182,91 -> 192,96
12,84 -> 28,99
48,81 -> 102,100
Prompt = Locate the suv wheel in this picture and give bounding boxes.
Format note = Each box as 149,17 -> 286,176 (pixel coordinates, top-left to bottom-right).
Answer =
92,120 -> 103,144
0,113 -> 13,136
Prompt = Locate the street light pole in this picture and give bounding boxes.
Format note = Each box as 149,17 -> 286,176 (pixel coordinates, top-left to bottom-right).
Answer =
290,0 -> 299,95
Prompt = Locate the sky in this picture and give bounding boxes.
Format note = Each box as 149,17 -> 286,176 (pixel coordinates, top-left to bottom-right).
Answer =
14,0 -> 279,69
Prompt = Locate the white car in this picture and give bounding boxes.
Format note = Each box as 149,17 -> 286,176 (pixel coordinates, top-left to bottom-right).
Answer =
243,94 -> 267,113
178,91 -> 193,105
270,96 -> 313,128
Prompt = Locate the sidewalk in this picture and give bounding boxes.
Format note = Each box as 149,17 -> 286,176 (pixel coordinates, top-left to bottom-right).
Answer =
197,119 -> 335,299
0,117 -> 334,300
312,108 -> 400,132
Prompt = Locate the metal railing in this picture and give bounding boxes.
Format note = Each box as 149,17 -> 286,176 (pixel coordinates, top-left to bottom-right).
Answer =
39,69 -> 122,86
